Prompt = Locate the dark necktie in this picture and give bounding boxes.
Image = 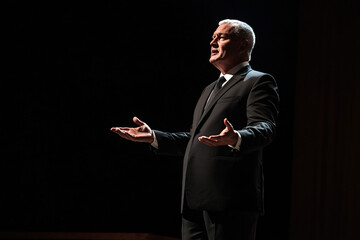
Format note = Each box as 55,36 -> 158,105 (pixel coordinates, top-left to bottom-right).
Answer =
204,76 -> 226,110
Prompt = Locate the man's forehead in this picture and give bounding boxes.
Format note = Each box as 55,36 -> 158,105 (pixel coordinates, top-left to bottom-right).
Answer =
213,24 -> 235,35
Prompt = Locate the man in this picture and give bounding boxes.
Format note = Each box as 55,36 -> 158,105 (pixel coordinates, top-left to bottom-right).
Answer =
111,19 -> 279,240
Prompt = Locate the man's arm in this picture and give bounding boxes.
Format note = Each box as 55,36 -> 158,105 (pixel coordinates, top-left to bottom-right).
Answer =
111,116 -> 191,157
237,74 -> 279,153
151,130 -> 190,157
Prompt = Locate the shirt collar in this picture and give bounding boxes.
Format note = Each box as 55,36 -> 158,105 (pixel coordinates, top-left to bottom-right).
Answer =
220,61 -> 249,81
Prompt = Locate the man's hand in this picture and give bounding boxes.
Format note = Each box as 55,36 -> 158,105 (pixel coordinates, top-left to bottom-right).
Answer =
198,118 -> 238,147
110,117 -> 154,143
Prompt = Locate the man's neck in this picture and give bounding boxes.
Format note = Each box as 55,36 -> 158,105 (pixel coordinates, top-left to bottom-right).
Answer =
213,61 -> 249,74
220,61 -> 249,76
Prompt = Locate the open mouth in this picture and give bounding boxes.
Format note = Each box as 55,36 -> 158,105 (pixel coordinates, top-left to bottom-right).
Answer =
211,49 -> 219,55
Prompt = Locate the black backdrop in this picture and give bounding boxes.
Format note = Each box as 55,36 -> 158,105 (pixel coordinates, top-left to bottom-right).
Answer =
1,1 -> 298,239
291,1 -> 360,239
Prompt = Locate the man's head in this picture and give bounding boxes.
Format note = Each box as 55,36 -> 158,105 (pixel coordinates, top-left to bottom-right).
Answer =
209,19 -> 255,74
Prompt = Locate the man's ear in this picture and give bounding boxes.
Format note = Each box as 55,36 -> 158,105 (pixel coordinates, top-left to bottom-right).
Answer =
239,39 -> 250,51
237,40 -> 250,60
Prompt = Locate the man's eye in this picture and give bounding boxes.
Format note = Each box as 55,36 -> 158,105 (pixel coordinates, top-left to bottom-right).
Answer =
211,35 -> 227,41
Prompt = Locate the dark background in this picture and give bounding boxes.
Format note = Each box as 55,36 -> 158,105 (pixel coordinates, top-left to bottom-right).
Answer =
1,0 -> 359,240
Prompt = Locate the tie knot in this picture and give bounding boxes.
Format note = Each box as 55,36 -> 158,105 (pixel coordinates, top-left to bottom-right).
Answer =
204,76 -> 226,111
216,76 -> 226,89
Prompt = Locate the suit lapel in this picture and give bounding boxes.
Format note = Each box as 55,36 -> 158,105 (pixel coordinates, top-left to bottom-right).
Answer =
192,82 -> 216,130
193,66 -> 252,131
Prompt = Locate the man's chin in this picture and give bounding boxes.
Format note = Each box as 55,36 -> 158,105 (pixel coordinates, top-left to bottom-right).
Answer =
209,56 -> 219,64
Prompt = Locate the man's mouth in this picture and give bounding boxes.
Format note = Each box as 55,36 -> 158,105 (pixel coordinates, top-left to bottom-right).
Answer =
211,49 -> 219,56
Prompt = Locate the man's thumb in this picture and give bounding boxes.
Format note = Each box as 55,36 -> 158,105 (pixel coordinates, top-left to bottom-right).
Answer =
224,118 -> 233,129
133,116 -> 145,126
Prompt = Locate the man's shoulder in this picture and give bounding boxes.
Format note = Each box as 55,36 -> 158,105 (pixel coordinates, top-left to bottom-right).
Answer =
242,69 -> 276,86
243,69 -> 272,80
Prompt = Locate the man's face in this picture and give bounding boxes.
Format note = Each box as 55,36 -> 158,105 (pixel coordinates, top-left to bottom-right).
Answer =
209,24 -> 244,70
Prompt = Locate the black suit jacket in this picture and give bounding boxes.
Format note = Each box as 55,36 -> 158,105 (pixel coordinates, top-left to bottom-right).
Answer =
154,65 -> 279,214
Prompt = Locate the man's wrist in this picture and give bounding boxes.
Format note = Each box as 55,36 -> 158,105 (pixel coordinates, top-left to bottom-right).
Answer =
228,131 -> 242,150
150,131 -> 159,149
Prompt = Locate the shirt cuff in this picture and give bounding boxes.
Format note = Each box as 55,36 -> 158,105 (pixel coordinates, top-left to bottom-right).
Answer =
228,131 -> 242,150
150,131 -> 159,149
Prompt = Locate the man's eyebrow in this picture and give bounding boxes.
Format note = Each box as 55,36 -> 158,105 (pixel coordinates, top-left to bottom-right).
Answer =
212,33 -> 230,38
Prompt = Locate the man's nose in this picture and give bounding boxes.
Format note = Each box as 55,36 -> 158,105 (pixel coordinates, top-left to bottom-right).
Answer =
210,38 -> 218,47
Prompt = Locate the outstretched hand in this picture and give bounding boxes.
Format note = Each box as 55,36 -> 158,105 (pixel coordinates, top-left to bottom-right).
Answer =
198,118 -> 238,147
110,117 -> 154,143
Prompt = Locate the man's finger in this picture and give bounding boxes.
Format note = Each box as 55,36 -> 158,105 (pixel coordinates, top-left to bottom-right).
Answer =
124,131 -> 154,142
208,135 -> 223,141
200,136 -> 217,142
110,127 -> 122,133
224,118 -> 234,130
111,128 -> 131,139
198,137 -> 217,146
198,136 -> 222,146
123,131 -> 137,139
133,116 -> 145,126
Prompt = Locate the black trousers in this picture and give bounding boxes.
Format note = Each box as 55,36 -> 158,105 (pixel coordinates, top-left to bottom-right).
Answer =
182,201 -> 259,240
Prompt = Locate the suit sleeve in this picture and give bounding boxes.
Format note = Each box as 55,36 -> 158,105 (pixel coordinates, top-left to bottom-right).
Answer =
151,130 -> 191,157
237,74 -> 280,153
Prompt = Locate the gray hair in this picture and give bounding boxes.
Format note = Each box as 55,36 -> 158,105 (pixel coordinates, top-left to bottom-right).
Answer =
218,19 -> 256,57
